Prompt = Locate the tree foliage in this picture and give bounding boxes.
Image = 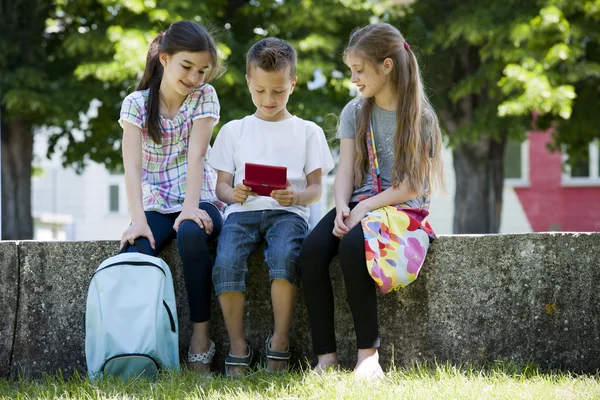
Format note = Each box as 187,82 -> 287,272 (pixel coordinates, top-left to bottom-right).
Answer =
5,0 -> 378,173
2,0 -> 599,238
497,0 -> 600,163
395,0 -> 600,158
386,0 -> 600,232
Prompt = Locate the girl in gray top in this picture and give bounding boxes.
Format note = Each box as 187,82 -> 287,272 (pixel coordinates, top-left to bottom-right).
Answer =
300,23 -> 445,378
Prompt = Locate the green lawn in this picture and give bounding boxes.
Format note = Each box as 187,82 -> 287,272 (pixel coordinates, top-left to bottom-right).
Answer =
1,363 -> 599,399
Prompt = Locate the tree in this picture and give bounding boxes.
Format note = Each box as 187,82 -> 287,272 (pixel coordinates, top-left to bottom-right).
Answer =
497,1 -> 600,164
1,0 -> 53,239
1,0 -> 125,239
392,0 -> 600,233
1,0 -> 375,239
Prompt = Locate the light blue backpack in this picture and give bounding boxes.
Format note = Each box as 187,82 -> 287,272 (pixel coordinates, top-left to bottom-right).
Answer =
85,251 -> 180,380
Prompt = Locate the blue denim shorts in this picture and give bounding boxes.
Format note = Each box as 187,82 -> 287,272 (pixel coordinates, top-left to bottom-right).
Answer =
212,210 -> 308,294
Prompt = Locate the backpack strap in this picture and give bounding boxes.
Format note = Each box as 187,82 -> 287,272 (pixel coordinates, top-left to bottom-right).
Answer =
366,119 -> 382,195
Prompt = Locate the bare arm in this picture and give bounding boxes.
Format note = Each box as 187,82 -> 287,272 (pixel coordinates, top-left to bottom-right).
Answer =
173,117 -> 216,233
270,169 -> 323,206
216,169 -> 258,205
122,122 -> 145,225
334,138 -> 355,210
216,170 -> 236,205
295,169 -> 322,206
331,138 -> 355,237
120,121 -> 155,249
344,171 -> 420,232
356,183 -> 419,214
182,117 -> 214,208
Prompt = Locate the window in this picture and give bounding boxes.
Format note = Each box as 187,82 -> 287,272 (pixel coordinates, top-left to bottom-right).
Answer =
562,141 -> 600,186
109,185 -> 119,213
504,139 -> 529,187
570,158 -> 590,177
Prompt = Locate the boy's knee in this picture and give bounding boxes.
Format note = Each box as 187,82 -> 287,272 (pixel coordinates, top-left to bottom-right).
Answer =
267,246 -> 299,268
212,257 -> 248,295
212,267 -> 247,295
266,244 -> 300,284
268,266 -> 298,286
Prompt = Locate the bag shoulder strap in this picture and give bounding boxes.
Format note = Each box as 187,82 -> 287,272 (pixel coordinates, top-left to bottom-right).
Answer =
366,119 -> 382,195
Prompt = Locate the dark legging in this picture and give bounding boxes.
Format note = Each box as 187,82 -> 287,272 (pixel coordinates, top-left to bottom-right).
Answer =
123,202 -> 222,323
300,204 -> 380,355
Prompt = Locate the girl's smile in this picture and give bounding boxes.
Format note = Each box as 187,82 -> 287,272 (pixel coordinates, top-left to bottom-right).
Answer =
180,80 -> 196,90
160,51 -> 212,99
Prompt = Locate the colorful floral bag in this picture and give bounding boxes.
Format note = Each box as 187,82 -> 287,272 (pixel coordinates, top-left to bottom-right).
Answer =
360,122 -> 436,293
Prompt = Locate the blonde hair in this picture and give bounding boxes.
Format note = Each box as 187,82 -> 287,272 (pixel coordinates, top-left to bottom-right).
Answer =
345,23 -> 445,195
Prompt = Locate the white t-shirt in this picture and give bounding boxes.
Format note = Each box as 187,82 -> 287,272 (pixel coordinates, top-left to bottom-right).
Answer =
208,115 -> 335,222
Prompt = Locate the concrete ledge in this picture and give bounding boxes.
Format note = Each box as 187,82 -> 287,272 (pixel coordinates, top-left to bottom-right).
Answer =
0,242 -> 18,378
1,233 -> 599,378
421,234 -> 600,370
11,241 -> 117,378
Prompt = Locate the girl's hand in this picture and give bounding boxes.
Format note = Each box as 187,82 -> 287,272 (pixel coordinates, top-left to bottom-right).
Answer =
173,206 -> 213,234
332,205 -> 351,238
271,180 -> 297,206
120,221 -> 156,251
343,203 -> 369,232
233,183 -> 256,204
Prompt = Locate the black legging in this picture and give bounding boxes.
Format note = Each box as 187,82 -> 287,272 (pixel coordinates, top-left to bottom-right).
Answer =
300,203 -> 380,355
123,202 -> 222,323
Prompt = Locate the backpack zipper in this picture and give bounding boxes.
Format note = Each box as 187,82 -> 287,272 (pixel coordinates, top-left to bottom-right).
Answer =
91,261 -> 166,280
163,300 -> 176,333
102,353 -> 160,371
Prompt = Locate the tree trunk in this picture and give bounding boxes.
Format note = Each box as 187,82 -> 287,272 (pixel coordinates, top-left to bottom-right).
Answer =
452,134 -> 507,234
1,119 -> 33,239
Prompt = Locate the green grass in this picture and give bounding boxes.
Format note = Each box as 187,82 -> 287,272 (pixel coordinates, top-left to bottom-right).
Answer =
1,363 -> 599,399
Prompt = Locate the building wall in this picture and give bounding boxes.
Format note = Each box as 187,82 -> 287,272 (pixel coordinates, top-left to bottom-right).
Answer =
426,146 -> 533,234
514,130 -> 600,232
31,134 -> 130,241
312,145 -> 533,234
36,129 -> 599,240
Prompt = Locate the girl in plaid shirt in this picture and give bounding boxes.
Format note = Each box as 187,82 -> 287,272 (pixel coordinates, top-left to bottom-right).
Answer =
118,20 -> 224,374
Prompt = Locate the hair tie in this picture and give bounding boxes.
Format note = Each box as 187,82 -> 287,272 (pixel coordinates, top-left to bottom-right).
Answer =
404,42 -> 410,51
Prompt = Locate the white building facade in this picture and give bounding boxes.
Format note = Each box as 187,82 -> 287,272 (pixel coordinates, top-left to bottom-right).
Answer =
32,131 -> 532,240
31,133 -> 130,241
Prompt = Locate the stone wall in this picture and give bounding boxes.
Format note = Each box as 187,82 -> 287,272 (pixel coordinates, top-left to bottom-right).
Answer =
1,233 -> 599,378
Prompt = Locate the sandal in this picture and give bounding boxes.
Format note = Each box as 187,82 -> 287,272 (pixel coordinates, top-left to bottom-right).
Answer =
224,341 -> 254,378
265,331 -> 291,372
187,340 -> 216,370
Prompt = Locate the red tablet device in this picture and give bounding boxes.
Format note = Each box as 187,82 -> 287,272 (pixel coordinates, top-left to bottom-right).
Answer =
243,163 -> 287,196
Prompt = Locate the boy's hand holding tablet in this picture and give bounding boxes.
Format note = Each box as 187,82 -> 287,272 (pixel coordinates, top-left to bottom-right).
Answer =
232,182 -> 256,204
236,163 -> 297,206
270,179 -> 297,206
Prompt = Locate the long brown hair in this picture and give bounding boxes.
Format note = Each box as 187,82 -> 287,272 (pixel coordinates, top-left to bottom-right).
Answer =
345,23 -> 445,195
137,21 -> 222,144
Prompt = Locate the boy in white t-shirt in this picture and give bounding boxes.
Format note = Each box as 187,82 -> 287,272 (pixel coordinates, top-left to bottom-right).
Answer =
208,37 -> 334,376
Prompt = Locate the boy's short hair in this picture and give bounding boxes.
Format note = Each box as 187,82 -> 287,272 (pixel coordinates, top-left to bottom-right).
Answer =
246,37 -> 297,78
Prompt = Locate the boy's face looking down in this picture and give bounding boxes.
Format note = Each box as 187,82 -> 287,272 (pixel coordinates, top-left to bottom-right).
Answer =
246,66 -> 297,122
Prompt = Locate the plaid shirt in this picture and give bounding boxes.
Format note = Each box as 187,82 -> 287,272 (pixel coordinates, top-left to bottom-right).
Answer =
119,84 -> 225,214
